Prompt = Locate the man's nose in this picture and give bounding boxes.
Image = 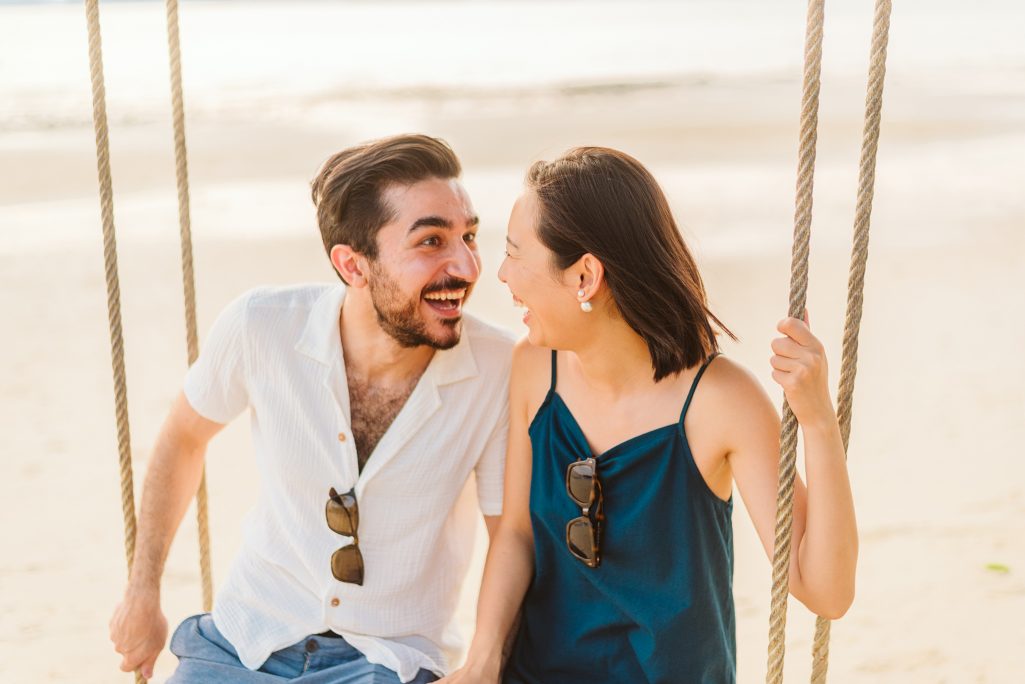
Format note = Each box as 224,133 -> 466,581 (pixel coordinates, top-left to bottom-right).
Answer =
448,240 -> 481,283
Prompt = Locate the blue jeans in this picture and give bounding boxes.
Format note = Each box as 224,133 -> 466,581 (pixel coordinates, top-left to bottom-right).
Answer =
168,614 -> 439,683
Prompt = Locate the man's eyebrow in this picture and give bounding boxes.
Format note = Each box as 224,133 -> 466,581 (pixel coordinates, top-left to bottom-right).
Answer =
408,216 -> 451,233
408,215 -> 480,233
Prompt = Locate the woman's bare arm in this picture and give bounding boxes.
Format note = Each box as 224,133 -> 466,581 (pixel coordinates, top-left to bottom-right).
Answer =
440,340 -> 548,682
722,315 -> 858,619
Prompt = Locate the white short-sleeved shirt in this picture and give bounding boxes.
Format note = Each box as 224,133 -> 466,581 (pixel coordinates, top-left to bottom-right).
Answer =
183,283 -> 514,681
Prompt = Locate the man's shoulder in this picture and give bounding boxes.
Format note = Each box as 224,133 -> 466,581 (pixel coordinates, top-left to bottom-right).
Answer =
463,314 -> 517,352
462,315 -> 516,378
240,283 -> 333,312
215,284 -> 339,356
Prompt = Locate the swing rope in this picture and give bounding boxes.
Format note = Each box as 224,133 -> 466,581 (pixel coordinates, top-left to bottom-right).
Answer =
164,0 -> 215,614
766,1 -> 892,682
83,3 -> 144,682
84,0 -> 135,617
765,0 -> 825,680
810,2 -> 892,682
84,3 -> 212,680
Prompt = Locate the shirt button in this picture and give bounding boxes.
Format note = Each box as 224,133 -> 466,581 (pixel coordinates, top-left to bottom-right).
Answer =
305,639 -> 319,653
330,597 -> 340,607
337,432 -> 347,442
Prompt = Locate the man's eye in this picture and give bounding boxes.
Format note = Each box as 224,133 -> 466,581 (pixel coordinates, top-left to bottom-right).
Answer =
421,236 -> 440,247
464,233 -> 477,243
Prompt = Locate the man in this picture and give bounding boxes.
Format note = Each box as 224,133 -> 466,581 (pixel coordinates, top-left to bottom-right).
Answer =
109,134 -> 514,683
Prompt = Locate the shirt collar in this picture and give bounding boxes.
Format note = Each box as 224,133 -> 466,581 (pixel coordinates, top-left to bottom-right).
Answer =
295,283 -> 347,365
295,283 -> 478,386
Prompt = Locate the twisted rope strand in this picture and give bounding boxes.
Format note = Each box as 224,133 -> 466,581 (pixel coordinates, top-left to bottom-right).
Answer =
163,0 -> 214,614
810,1 -> 892,681
84,1 -> 144,681
765,2 -> 826,682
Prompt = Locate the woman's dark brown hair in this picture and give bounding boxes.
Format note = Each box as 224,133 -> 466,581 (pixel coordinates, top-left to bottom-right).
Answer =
311,134 -> 461,260
526,147 -> 736,381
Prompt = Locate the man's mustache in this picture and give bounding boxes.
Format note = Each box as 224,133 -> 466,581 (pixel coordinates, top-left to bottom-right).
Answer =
422,278 -> 472,296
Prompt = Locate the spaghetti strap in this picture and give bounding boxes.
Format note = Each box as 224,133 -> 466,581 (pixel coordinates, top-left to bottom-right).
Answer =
679,353 -> 721,424
550,349 -> 558,392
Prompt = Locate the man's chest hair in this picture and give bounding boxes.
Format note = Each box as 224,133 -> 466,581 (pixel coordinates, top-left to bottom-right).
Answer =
346,375 -> 420,468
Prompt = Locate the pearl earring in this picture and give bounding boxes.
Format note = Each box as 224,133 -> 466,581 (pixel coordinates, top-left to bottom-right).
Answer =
577,289 -> 592,313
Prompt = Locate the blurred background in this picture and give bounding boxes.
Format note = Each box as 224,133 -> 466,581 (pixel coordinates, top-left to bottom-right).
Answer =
1,1 -> 1023,681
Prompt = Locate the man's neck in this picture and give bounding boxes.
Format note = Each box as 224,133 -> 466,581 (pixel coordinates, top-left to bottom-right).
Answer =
338,292 -> 436,385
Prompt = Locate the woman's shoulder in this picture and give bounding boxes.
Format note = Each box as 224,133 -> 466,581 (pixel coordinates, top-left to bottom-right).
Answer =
705,353 -> 758,388
510,338 -> 555,422
699,353 -> 779,423
684,354 -> 781,458
510,337 -> 553,389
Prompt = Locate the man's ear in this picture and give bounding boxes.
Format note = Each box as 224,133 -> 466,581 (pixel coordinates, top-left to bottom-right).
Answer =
329,244 -> 369,288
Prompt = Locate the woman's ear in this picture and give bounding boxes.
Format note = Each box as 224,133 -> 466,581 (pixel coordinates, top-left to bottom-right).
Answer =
329,244 -> 368,288
576,253 -> 605,300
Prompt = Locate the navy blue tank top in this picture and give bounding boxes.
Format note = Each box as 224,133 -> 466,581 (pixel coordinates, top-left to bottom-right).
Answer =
504,352 -> 735,684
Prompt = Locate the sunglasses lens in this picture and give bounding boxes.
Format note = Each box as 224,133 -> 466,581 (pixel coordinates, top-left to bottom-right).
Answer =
566,517 -> 597,564
567,461 -> 596,506
331,544 -> 364,585
326,490 -> 358,536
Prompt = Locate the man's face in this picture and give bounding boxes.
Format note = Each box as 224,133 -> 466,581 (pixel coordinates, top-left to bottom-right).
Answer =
365,177 -> 481,350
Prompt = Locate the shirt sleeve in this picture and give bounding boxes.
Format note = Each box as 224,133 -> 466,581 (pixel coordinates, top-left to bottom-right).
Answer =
474,400 -> 509,517
183,291 -> 251,425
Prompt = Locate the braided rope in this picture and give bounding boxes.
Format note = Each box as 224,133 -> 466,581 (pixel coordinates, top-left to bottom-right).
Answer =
765,2 -> 825,682
163,0 -> 214,614
83,1 -> 144,682
809,1 -> 892,681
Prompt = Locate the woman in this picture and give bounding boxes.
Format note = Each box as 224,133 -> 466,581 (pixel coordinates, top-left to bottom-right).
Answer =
442,148 -> 857,683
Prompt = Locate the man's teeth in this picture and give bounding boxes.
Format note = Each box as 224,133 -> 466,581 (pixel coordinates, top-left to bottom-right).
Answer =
424,289 -> 466,301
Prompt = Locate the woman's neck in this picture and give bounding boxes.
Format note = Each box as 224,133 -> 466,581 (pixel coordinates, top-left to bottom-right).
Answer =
569,318 -> 659,397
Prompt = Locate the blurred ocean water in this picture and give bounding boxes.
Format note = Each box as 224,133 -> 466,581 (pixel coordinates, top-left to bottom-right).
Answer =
1,0 -> 1022,256
2,0 -> 1022,128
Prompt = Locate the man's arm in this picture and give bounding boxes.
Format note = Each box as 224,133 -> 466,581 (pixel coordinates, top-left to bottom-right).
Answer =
109,391 -> 225,680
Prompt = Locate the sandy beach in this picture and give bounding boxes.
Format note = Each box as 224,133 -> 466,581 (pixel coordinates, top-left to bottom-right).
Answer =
1,1 -> 1023,682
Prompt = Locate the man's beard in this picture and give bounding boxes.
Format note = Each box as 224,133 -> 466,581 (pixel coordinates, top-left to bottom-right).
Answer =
367,261 -> 470,350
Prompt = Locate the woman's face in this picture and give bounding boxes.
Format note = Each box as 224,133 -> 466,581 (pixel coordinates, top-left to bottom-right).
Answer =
498,190 -> 581,348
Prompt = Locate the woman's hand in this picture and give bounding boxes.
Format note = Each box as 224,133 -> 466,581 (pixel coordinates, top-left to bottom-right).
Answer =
435,659 -> 501,684
769,310 -> 836,429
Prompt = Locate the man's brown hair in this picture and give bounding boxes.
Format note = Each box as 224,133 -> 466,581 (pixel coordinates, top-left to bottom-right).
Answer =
526,147 -> 736,381
311,134 -> 461,260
